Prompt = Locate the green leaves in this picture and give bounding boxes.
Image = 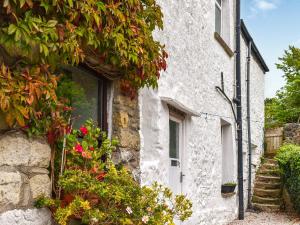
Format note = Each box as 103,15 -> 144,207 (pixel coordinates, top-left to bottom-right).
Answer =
276,144 -> 300,212
0,0 -> 167,96
266,46 -> 300,128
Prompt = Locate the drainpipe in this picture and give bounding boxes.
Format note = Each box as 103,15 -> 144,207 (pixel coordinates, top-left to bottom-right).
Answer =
235,0 -> 244,220
246,42 -> 252,210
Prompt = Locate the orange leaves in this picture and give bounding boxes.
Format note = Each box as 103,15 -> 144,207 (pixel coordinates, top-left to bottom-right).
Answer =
0,63 -> 60,128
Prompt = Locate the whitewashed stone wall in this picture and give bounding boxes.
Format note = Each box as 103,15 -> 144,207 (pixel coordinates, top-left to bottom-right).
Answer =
139,1 -> 265,225
240,35 -> 265,206
0,131 -> 53,225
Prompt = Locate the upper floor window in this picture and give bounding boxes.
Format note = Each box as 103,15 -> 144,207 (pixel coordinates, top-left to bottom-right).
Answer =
215,0 -> 222,35
214,0 -> 233,56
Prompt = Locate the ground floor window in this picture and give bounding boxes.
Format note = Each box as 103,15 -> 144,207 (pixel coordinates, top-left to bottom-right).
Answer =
221,119 -> 234,184
61,66 -> 108,131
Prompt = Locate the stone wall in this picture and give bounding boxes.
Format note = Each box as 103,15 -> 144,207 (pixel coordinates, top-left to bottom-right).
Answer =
0,131 -> 53,225
111,81 -> 141,181
284,123 -> 300,145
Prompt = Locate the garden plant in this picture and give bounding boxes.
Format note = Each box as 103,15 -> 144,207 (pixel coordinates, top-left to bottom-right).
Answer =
276,144 -> 300,212
36,120 -> 193,225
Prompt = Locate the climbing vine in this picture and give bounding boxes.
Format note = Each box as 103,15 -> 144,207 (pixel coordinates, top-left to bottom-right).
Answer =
0,0 -> 167,133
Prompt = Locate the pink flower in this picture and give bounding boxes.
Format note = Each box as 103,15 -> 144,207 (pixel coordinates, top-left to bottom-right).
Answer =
81,151 -> 87,158
80,126 -> 88,136
75,144 -> 83,153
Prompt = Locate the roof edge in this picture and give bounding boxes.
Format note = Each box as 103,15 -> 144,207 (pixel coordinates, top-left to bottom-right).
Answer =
241,19 -> 269,73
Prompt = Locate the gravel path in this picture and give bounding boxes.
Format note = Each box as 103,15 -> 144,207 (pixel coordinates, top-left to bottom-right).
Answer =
228,212 -> 300,225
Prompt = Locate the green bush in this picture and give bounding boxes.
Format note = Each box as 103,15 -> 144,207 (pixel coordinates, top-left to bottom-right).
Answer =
36,120 -> 192,225
275,144 -> 300,212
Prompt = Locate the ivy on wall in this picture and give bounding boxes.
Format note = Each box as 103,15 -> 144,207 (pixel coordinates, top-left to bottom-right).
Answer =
0,0 -> 167,133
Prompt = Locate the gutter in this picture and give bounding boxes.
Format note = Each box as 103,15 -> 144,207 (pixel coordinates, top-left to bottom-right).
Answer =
236,0 -> 244,220
241,20 -> 269,73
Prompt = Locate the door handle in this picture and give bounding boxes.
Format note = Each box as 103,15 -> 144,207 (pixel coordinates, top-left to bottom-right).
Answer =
180,172 -> 185,183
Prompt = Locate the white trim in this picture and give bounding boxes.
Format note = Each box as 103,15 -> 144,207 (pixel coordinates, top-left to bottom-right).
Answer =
161,97 -> 200,117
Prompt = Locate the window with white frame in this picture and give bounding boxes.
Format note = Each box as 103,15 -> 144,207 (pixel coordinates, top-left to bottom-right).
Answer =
215,0 -> 222,35
215,0 -> 231,46
221,119 -> 234,184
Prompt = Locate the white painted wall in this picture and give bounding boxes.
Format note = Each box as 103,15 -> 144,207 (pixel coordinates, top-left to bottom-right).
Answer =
139,1 -> 265,224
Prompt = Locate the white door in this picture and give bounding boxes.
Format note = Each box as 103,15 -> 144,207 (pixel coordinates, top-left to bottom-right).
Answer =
169,116 -> 184,195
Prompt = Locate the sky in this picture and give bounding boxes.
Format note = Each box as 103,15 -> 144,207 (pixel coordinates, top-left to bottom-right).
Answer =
241,0 -> 300,98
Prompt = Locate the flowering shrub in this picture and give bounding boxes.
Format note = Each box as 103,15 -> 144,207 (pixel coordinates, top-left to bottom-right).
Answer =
36,120 -> 192,225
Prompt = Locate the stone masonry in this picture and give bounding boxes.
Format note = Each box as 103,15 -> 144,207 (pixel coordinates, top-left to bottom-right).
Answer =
0,131 -> 53,225
284,123 -> 300,145
112,81 -> 141,181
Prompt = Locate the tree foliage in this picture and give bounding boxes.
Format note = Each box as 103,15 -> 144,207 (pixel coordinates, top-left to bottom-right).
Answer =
265,46 -> 300,128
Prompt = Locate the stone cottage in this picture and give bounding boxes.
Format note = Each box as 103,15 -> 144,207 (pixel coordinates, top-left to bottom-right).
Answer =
139,1 -> 268,224
0,1 -> 268,225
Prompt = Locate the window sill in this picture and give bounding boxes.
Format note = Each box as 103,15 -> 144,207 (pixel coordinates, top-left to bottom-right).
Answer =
214,32 -> 234,58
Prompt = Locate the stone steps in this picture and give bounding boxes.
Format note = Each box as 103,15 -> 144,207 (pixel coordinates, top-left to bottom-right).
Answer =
261,163 -> 278,170
254,188 -> 281,198
264,159 -> 278,165
252,195 -> 281,205
256,175 -> 281,183
252,203 -> 281,212
258,168 -> 280,176
255,181 -> 281,189
251,157 -> 283,212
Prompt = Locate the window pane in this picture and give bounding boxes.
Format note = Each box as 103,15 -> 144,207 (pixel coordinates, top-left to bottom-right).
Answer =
71,69 -> 100,129
169,120 -> 179,159
215,4 -> 222,34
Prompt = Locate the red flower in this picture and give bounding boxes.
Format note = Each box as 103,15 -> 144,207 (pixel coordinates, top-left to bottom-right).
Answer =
75,143 -> 83,153
80,126 -> 88,136
89,146 -> 95,151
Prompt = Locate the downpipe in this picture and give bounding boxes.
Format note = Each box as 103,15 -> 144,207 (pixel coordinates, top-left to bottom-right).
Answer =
235,0 -> 244,220
247,42 -> 252,210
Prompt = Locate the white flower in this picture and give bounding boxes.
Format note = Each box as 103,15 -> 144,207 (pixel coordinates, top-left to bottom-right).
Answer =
142,215 -> 149,224
91,217 -> 99,223
126,206 -> 133,215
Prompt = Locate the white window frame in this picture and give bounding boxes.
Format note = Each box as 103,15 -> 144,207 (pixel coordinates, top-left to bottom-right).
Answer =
215,0 -> 223,35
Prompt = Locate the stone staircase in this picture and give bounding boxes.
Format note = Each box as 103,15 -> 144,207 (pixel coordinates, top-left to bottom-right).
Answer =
252,158 -> 283,212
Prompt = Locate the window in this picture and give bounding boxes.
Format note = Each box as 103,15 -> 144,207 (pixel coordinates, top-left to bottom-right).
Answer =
62,66 -> 108,130
169,119 -> 180,160
215,0 -> 222,35
221,119 -> 234,184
